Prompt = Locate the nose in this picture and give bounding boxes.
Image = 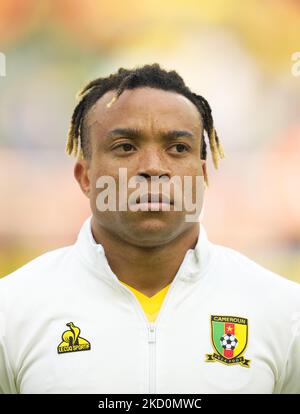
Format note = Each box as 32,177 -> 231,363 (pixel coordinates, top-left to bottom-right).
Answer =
137,147 -> 171,180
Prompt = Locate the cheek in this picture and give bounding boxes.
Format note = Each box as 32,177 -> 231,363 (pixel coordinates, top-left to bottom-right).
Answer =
89,155 -> 115,181
88,164 -> 122,204
175,160 -> 203,177
191,157 -> 205,175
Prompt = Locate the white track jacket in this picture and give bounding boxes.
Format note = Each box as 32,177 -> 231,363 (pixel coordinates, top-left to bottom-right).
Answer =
0,216 -> 300,394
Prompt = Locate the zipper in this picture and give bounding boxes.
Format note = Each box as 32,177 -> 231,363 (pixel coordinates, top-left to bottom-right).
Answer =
111,249 -> 193,394
148,322 -> 156,393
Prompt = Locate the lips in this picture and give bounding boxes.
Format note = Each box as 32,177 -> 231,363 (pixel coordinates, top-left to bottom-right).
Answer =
136,193 -> 173,205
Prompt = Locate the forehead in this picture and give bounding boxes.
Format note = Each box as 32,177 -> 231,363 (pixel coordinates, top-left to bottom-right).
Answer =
85,87 -> 203,133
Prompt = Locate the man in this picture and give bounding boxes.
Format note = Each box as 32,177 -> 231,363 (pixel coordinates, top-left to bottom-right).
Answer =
0,64 -> 299,394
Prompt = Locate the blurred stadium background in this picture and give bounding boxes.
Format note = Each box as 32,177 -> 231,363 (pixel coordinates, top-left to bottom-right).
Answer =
0,0 -> 299,282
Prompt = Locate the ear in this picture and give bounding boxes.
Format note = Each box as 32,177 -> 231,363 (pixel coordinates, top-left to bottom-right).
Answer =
74,159 -> 91,198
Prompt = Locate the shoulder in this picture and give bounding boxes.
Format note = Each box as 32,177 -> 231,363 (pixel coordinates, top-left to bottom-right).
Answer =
0,245 -> 75,295
211,242 -> 300,305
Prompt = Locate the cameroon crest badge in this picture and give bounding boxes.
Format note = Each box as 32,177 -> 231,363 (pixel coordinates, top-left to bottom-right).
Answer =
205,315 -> 250,367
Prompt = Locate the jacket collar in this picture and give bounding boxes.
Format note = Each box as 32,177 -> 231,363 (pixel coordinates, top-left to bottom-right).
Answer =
75,215 -> 213,283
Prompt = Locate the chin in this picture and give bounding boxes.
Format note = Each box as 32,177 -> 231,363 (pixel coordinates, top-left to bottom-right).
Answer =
124,217 -> 183,246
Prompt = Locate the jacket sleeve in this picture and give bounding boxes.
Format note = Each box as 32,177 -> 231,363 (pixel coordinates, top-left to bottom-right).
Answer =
278,316 -> 300,394
0,292 -> 16,394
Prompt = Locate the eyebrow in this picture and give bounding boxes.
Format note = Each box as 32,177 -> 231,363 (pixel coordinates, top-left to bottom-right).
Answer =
105,128 -> 194,141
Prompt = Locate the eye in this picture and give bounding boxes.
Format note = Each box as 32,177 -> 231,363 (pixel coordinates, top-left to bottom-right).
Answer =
169,143 -> 190,153
114,143 -> 135,152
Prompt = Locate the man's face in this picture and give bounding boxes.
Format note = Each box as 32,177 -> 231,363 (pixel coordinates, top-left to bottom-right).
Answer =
75,87 -> 206,247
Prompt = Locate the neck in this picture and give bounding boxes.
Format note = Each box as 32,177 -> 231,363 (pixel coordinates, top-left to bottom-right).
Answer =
91,217 -> 200,297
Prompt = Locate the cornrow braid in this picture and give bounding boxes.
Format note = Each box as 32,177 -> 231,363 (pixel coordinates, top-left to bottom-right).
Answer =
107,71 -> 139,108
66,63 -> 225,186
192,93 -> 225,169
